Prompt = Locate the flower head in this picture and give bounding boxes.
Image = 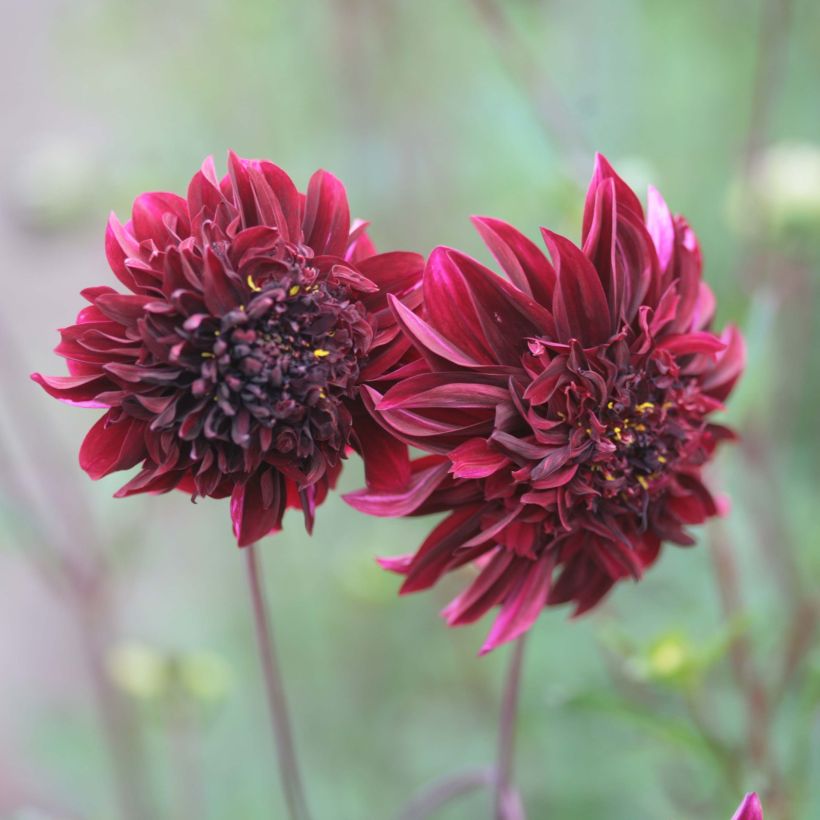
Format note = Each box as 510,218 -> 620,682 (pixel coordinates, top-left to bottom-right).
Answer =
732,793 -> 763,820
34,153 -> 422,545
348,155 -> 744,653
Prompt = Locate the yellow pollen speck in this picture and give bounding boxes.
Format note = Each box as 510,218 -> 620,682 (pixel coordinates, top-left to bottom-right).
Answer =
613,426 -> 623,441
637,475 -> 649,490
289,285 -> 301,296
636,402 -> 655,413
247,274 -> 262,292
604,471 -> 615,481
319,390 -> 327,399
607,401 -> 615,409
635,423 -> 647,432
314,349 -> 331,358
657,455 -> 667,464
239,305 -> 246,312
201,352 -> 214,358
662,401 -> 674,410
585,427 -> 592,435
214,330 -> 220,336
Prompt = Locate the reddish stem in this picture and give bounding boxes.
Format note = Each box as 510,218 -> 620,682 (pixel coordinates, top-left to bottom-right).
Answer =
494,635 -> 528,820
245,543 -> 311,820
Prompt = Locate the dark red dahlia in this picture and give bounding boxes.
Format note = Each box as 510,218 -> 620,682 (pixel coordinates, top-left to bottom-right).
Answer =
347,155 -> 745,653
34,153 -> 422,546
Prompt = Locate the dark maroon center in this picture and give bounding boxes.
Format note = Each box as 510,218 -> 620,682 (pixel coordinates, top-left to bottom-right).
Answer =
177,261 -> 370,457
568,370 -> 710,519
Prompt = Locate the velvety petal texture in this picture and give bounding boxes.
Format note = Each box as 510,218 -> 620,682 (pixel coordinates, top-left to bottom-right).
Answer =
34,153 -> 423,546
354,154 -> 745,653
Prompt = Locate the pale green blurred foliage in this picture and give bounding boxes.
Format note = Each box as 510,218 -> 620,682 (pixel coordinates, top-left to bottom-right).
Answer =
107,642 -> 170,701
599,623 -> 744,691
727,141 -> 820,246
107,642 -> 232,704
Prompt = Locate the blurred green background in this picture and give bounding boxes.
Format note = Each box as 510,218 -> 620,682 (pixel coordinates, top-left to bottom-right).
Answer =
2,0 -> 819,818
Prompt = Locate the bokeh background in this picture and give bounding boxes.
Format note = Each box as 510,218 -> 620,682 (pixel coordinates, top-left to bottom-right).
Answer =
2,0 -> 819,818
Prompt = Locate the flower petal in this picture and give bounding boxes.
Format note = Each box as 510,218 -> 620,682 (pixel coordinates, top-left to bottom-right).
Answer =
344,459 -> 451,517
480,550 -> 553,654
471,216 -> 556,305
79,412 -> 147,480
230,470 -> 286,547
302,170 -> 350,257
449,438 -> 511,479
31,372 -> 111,407
388,293 -> 484,368
542,229 -> 611,345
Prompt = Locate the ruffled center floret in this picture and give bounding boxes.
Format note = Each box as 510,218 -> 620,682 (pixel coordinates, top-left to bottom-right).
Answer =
520,339 -> 719,529
165,248 -> 371,462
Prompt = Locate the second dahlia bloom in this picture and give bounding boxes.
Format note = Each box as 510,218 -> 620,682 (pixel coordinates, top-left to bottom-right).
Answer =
33,153 -> 422,545
348,156 -> 744,653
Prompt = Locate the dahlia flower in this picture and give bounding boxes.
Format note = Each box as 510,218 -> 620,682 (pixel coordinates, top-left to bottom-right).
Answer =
34,153 -> 422,546
348,155 -> 744,653
732,793 -> 763,820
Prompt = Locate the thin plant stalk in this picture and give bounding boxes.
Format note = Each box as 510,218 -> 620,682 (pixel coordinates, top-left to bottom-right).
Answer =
0,324 -> 153,820
471,0 -> 590,182
494,635 -> 528,820
245,543 -> 311,820
397,768 -> 494,820
742,0 -> 795,172
75,599 -> 151,820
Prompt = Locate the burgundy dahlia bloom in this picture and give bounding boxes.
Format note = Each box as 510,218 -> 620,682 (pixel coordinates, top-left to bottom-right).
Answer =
33,153 -> 422,546
732,793 -> 763,820
348,155 -> 744,653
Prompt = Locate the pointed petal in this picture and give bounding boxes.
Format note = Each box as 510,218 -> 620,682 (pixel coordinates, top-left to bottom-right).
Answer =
230,470 -> 286,547
79,413 -> 147,479
105,214 -> 142,292
542,229 -> 611,345
351,407 -> 412,493
132,192 -> 190,247
471,216 -> 556,305
449,438 -> 510,479
646,185 -> 675,273
302,170 -> 350,257
187,155 -> 225,230
424,248 -> 497,363
357,251 -> 424,297
442,548 -> 519,626
388,293 -> 484,368
398,504 -> 484,593
480,550 -> 553,653
226,151 -> 258,228
581,153 -> 643,241
343,459 -> 451,517
255,160 -> 302,240
656,332 -> 726,356
31,372 -> 111,407
700,325 -> 746,401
